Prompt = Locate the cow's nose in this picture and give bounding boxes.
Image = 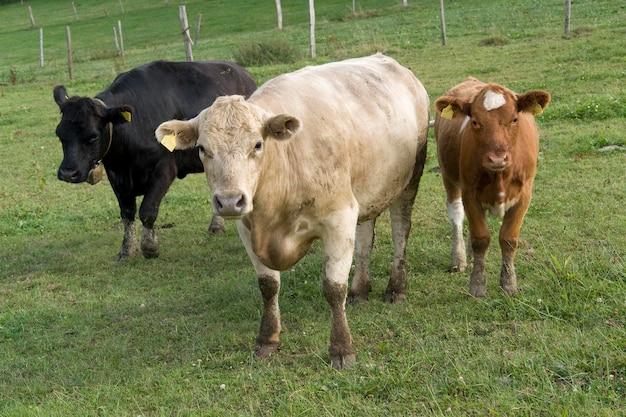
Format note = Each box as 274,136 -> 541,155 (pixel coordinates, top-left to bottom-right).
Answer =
487,153 -> 508,170
213,193 -> 247,217
58,167 -> 81,183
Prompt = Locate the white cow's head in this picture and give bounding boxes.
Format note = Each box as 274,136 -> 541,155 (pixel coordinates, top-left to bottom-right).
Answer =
156,95 -> 301,218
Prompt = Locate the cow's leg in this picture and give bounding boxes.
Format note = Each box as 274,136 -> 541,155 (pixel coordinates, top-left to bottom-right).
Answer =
498,197 -> 530,296
347,219 -> 375,305
447,198 -> 467,272
208,215 -> 226,234
443,176 -> 467,272
464,195 -> 490,298
138,166 -> 176,259
386,191 -> 417,302
384,142 -> 426,302
322,207 -> 358,369
118,218 -> 137,261
236,221 -> 282,359
116,195 -> 137,261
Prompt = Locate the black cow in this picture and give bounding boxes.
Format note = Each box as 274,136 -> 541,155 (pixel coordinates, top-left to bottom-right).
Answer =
53,60 -> 257,260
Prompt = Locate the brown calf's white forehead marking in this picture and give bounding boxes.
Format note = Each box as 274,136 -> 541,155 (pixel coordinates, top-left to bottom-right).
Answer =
483,89 -> 507,111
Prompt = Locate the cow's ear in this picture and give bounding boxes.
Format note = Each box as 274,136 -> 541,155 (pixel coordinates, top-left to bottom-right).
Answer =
53,85 -> 69,110
264,114 -> 301,140
517,90 -> 551,116
435,97 -> 469,119
106,105 -> 134,124
155,119 -> 199,151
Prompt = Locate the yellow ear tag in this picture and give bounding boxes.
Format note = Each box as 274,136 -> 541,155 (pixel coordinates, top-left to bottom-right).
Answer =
532,102 -> 543,116
121,111 -> 132,122
441,104 -> 455,120
161,134 -> 177,152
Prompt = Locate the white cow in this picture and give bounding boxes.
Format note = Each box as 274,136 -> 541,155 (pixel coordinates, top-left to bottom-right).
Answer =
156,54 -> 429,369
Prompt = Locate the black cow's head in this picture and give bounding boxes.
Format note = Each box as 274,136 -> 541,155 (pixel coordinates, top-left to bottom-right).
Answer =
53,85 -> 133,183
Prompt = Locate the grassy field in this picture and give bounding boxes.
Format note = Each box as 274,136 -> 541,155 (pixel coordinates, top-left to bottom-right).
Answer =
1,0 -> 625,415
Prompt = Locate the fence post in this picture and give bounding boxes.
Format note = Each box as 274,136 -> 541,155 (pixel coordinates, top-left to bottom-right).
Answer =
113,27 -> 120,53
309,0 -> 316,59
39,28 -> 44,67
564,0 -> 571,35
118,0 -> 124,14
276,0 -> 283,30
66,26 -> 73,81
72,2 -> 79,20
118,20 -> 125,65
28,6 -> 35,28
194,13 -> 202,44
179,5 -> 194,61
439,0 -> 447,46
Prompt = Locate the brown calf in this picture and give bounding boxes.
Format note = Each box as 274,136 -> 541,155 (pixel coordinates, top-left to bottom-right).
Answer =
434,77 -> 550,298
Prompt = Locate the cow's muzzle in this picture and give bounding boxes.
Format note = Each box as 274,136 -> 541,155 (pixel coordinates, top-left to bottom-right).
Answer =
213,192 -> 248,217
58,166 -> 86,183
484,152 -> 510,172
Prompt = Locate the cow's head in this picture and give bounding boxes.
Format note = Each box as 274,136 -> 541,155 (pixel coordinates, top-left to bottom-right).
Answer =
53,86 -> 133,183
156,95 -> 301,218
436,84 -> 550,172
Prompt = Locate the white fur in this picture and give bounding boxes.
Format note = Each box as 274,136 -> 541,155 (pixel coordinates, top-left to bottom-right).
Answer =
483,197 -> 519,218
447,198 -> 465,227
459,115 -> 470,133
483,90 -> 506,111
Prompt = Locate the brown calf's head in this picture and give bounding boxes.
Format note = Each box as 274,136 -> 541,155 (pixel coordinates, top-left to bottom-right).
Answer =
436,83 -> 550,172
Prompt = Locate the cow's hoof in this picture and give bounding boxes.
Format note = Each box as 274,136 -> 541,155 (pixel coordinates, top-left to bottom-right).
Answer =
500,284 -> 518,296
141,232 -> 159,259
450,264 -> 467,273
116,250 -> 136,261
346,292 -> 367,306
254,343 -> 279,359
330,353 -> 356,370
469,285 -> 487,299
141,246 -> 159,259
384,292 -> 406,303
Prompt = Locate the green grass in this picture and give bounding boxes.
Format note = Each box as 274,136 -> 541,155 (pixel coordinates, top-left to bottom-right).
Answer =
1,0 -> 626,415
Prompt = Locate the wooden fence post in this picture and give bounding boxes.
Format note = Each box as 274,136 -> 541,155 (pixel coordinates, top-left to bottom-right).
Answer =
309,0 -> 316,59
118,0 -> 125,14
118,20 -> 125,65
439,0 -> 447,46
66,26 -> 73,81
113,27 -> 120,53
179,5 -> 194,61
276,0 -> 283,30
194,13 -> 202,44
72,2 -> 79,20
28,6 -> 35,28
564,0 -> 571,35
39,28 -> 44,67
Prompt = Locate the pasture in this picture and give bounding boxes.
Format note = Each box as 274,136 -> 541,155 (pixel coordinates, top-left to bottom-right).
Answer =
1,0 -> 625,415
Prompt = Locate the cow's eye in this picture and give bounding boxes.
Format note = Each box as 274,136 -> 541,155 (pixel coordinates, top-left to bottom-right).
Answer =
88,135 -> 99,143
471,119 -> 480,128
254,140 -> 263,152
512,117 -> 518,124
197,145 -> 212,158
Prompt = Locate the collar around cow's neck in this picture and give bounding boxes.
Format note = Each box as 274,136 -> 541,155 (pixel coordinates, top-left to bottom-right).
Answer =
86,98 -> 114,185
93,98 -> 114,163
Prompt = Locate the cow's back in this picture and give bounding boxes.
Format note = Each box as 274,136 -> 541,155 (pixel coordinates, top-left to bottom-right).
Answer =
250,54 -> 429,221
100,60 -> 256,175
102,60 -> 255,137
